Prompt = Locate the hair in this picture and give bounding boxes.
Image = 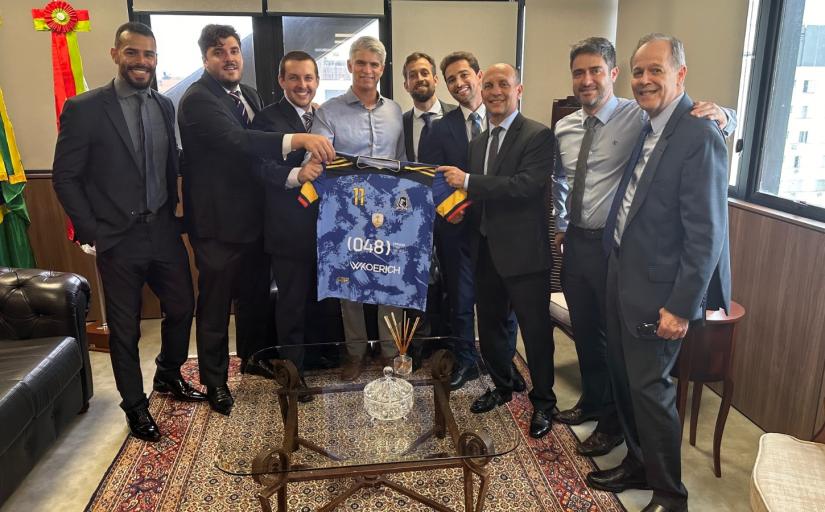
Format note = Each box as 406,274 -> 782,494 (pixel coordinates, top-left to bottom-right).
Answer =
114,22 -> 154,47
439,51 -> 480,77
198,24 -> 242,58
279,51 -> 319,78
401,52 -> 436,79
569,37 -> 616,70
631,33 -> 686,69
349,36 -> 386,65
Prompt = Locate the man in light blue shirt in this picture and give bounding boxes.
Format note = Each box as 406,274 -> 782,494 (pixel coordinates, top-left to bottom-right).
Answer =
308,36 -> 405,379
551,37 -> 735,461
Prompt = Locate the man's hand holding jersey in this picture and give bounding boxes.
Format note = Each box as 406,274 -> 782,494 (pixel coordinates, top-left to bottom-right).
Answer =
291,133 -> 336,163
297,160 -> 324,184
438,165 -> 467,189
437,165 -> 468,224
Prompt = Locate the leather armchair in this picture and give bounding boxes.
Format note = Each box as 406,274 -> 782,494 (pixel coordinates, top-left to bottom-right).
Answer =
0,267 -> 92,506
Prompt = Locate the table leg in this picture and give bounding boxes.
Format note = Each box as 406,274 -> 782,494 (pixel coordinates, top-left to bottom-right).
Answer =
690,383 -> 703,446
714,378 -> 734,478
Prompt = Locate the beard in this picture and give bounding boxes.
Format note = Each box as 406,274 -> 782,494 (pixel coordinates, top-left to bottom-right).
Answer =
411,84 -> 435,103
121,66 -> 154,90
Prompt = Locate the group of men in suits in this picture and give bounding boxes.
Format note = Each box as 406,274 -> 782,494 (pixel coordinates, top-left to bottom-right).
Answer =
51,18 -> 730,512
53,22 -> 334,441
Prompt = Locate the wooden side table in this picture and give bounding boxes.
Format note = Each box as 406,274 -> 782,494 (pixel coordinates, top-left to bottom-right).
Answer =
673,301 -> 746,477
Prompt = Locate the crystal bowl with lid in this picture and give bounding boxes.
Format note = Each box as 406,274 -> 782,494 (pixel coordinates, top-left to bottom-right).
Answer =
363,367 -> 414,421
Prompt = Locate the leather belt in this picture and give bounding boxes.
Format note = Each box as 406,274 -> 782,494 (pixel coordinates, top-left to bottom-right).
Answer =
134,211 -> 157,224
568,224 -> 603,239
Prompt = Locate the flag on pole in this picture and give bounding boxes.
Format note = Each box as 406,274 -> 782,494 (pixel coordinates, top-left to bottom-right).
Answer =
32,1 -> 90,241
0,88 -> 36,268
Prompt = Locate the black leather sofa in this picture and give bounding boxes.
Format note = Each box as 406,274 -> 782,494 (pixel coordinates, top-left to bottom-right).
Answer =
0,268 -> 93,506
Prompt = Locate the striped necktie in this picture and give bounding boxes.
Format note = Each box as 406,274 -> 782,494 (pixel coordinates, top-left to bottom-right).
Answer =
228,90 -> 250,127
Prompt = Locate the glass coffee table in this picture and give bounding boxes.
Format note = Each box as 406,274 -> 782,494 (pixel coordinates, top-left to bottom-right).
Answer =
214,338 -> 520,512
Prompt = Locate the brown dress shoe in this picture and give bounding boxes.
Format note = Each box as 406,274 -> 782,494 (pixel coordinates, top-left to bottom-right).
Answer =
576,431 -> 624,456
340,355 -> 364,381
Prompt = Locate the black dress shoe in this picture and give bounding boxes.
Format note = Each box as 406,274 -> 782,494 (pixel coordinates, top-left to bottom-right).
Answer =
576,431 -> 624,456
153,375 -> 207,402
529,408 -> 553,438
641,502 -> 687,512
555,406 -> 600,425
240,358 -> 272,377
207,385 -> 234,415
511,363 -> 527,392
450,364 -> 480,390
586,464 -> 650,493
125,406 -> 161,442
470,389 -> 512,413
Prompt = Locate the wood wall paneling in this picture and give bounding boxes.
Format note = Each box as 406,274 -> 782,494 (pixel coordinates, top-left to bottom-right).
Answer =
727,204 -> 825,439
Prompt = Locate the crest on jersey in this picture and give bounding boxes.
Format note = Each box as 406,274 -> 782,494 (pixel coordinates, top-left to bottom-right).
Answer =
371,212 -> 385,228
395,190 -> 410,211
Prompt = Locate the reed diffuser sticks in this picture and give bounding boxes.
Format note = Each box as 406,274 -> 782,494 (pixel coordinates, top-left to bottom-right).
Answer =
383,311 -> 419,356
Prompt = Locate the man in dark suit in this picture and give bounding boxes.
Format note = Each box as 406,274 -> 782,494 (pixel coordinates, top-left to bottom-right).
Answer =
440,63 -> 557,439
250,51 -> 323,398
587,34 -> 730,512
400,52 -> 456,161
419,52 -> 524,392
178,25 -> 333,415
53,22 -> 205,442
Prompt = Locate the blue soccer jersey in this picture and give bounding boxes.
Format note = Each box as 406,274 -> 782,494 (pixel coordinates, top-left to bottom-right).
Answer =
297,154 -> 469,311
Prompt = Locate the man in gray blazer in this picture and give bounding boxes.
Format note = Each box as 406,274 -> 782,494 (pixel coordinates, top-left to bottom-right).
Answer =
587,34 -> 731,512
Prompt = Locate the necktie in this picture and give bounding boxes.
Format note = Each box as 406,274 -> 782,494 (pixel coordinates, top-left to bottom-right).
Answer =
570,116 -> 598,226
469,111 -> 482,140
136,92 -> 162,212
602,121 -> 653,255
302,110 -> 313,132
486,126 -> 503,175
421,111 -> 435,138
480,126 -> 503,237
228,90 -> 250,127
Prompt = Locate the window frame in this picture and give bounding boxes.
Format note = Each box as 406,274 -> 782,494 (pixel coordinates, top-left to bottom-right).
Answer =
732,0 -> 825,223
129,4 -> 391,106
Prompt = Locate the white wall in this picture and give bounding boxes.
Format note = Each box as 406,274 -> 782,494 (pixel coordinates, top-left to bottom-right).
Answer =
0,0 -> 128,170
391,1 -> 518,113
521,0 -> 618,124
614,0 -> 749,111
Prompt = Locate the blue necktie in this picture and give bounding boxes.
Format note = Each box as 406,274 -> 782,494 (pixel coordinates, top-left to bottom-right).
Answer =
469,111 -> 482,140
602,120 -> 652,255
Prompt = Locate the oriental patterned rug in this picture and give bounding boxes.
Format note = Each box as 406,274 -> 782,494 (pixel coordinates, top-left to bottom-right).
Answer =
85,357 -> 624,512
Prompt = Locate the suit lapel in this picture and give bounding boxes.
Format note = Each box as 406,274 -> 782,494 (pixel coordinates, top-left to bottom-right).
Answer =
241,84 -> 262,115
278,98 -> 306,133
200,71 -> 247,127
101,81 -> 142,171
624,94 -> 693,230
448,110 -> 467,152
490,112 -> 523,176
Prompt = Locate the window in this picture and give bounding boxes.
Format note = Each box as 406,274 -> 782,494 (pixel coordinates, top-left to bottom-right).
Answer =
733,0 -> 825,221
150,15 -> 256,114
282,17 -> 380,103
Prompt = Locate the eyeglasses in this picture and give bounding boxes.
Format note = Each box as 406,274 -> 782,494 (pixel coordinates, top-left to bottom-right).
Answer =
635,322 -> 659,340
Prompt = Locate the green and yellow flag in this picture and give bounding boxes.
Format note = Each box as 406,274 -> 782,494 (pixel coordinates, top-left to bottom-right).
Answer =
0,88 -> 36,268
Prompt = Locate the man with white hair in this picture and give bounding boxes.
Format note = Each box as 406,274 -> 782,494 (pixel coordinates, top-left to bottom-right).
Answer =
587,34 -> 731,512
309,36 -> 406,379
